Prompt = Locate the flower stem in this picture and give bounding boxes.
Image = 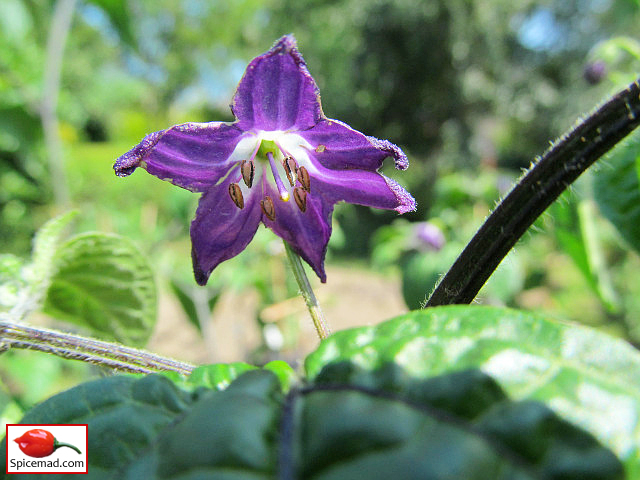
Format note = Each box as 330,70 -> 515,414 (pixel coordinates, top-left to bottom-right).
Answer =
0,318 -> 194,375
283,242 -> 331,340
427,78 -> 640,307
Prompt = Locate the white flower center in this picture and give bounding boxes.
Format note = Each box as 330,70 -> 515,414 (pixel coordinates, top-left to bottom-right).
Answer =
225,130 -> 317,220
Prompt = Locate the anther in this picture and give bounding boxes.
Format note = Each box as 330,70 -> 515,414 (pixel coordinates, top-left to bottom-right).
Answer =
240,160 -> 254,188
282,156 -> 297,187
298,166 -> 310,192
293,187 -> 307,213
228,183 -> 244,209
261,196 -> 276,221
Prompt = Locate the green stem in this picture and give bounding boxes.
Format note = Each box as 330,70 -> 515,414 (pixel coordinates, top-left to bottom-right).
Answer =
54,440 -> 82,455
283,242 -> 331,340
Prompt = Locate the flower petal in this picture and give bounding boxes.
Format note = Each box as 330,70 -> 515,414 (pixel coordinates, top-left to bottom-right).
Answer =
232,35 -> 323,132
114,122 -> 245,192
262,183 -> 332,282
190,178 -> 262,285
308,163 -> 416,214
298,118 -> 409,171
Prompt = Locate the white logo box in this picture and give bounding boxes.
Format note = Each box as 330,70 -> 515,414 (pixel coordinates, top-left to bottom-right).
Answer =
6,424 -> 88,474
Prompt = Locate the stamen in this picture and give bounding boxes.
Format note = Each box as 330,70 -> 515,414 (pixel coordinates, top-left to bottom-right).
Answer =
240,160 -> 254,188
267,152 -> 290,201
298,166 -> 311,192
293,187 -> 307,213
282,156 -> 297,187
228,183 -> 244,209
261,196 -> 276,221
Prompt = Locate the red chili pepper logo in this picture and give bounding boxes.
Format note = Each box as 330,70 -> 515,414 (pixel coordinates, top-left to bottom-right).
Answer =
13,429 -> 82,458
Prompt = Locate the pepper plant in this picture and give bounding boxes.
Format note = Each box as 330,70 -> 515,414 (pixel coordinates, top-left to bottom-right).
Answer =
1,35 -> 640,479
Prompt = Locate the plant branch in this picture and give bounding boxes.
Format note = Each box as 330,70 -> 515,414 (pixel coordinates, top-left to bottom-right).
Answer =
427,78 -> 640,307
284,242 -> 331,340
41,0 -> 76,208
0,319 -> 194,375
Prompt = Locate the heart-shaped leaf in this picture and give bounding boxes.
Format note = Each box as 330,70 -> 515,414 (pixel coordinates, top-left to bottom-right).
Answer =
43,233 -> 156,346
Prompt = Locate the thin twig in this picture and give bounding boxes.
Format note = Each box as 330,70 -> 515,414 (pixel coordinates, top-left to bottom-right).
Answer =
0,320 -> 195,375
427,78 -> 640,307
41,0 -> 77,207
283,242 -> 331,340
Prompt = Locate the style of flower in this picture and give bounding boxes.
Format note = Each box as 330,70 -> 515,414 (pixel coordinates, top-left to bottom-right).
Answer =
114,35 -> 415,285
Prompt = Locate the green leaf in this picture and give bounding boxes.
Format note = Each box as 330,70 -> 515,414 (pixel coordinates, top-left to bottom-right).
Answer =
262,360 -> 297,392
0,366 -> 623,479
4,211 -> 77,318
0,374 -> 195,480
169,279 -> 220,335
86,0 -> 136,48
174,361 -> 296,394
0,254 -> 24,310
594,130 -> 640,255
43,233 -> 157,346
306,305 -> 640,477
185,362 -> 258,390
550,194 -> 619,311
29,211 -> 78,285
400,244 -> 461,309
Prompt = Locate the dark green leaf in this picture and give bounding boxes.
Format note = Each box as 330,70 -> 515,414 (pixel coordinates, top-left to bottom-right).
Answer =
43,233 -> 156,346
1,366 -> 622,479
305,305 -> 640,477
0,374 -> 195,480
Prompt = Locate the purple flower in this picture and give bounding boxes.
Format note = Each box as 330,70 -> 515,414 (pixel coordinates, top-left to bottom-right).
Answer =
114,35 -> 415,285
414,222 -> 445,251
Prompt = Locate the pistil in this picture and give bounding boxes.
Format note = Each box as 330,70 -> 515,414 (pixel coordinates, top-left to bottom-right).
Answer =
267,151 -> 290,201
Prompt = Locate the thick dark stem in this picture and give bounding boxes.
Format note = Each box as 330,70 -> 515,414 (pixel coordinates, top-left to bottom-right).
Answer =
427,78 -> 640,307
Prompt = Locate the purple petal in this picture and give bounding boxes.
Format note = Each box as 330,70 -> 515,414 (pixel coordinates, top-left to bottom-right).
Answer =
262,183 -> 332,282
308,162 -> 416,214
114,122 -> 244,192
190,178 -> 262,285
299,119 -> 409,171
232,35 -> 323,132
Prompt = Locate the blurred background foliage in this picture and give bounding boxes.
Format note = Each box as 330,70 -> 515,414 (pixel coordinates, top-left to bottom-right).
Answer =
2,0 -> 640,416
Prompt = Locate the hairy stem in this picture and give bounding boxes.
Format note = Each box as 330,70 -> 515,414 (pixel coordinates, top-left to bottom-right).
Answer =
427,78 -> 640,307
284,242 -> 331,340
0,319 -> 194,375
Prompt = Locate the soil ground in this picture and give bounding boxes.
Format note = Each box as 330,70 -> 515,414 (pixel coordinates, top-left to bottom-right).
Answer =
147,265 -> 407,366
